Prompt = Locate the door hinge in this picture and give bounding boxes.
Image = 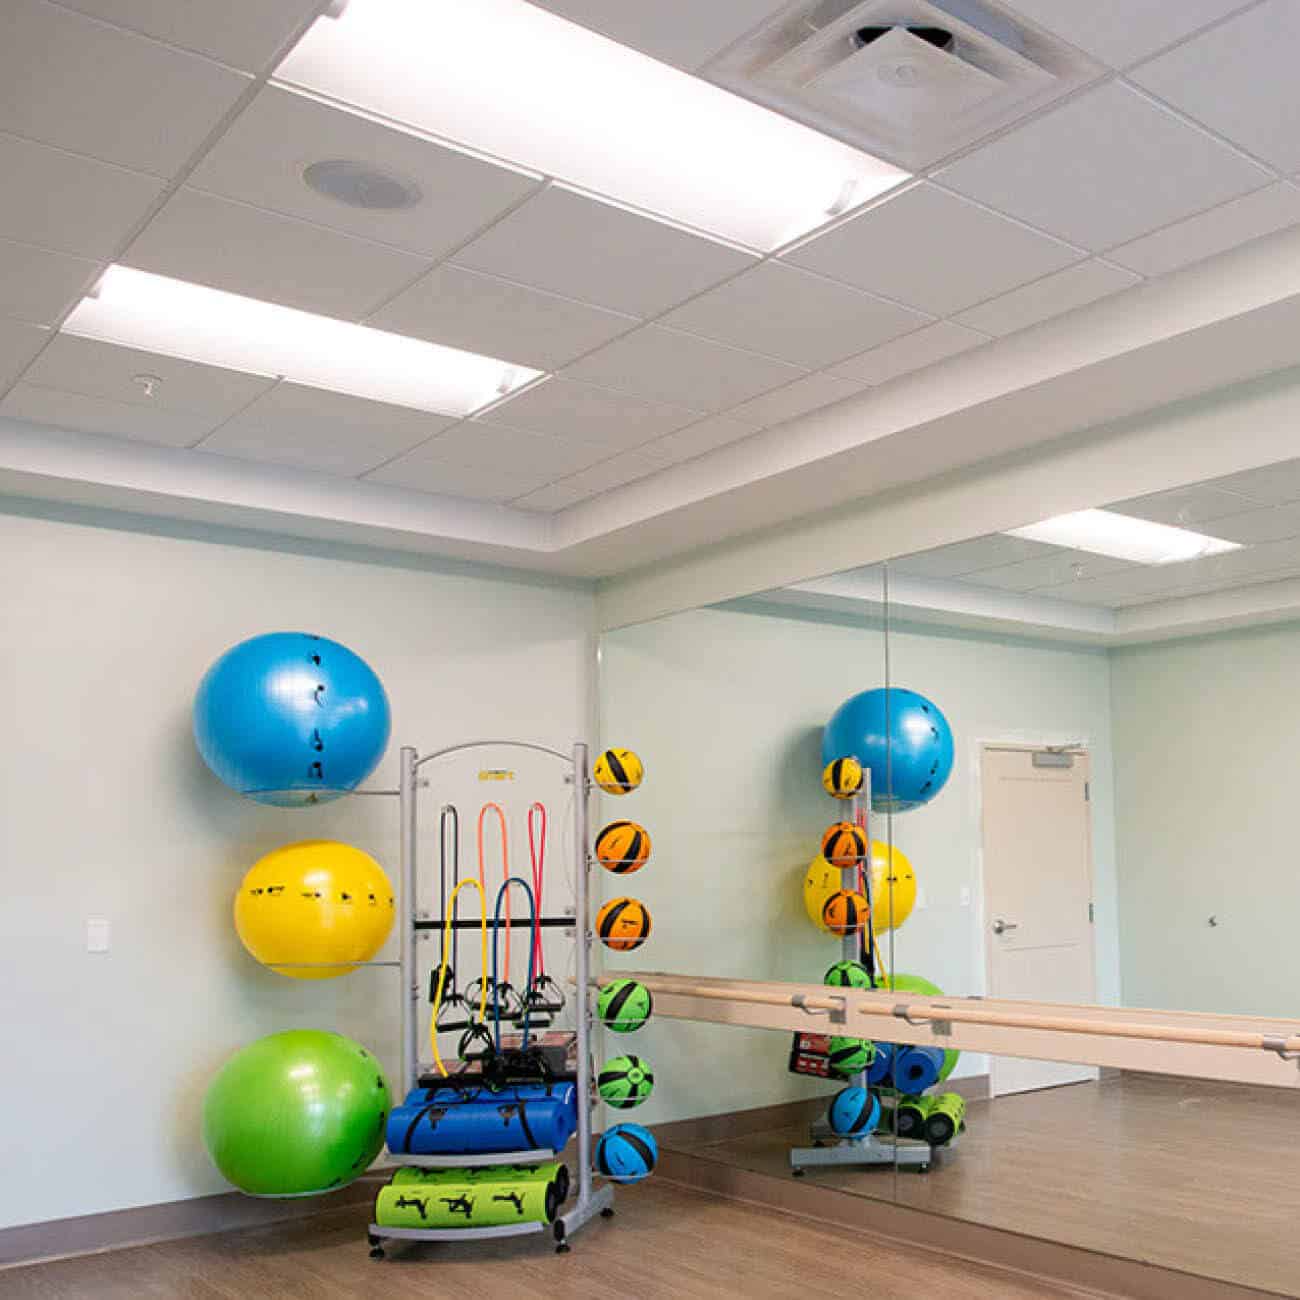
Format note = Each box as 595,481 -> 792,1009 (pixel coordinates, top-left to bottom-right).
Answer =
1088,902 -> 1095,923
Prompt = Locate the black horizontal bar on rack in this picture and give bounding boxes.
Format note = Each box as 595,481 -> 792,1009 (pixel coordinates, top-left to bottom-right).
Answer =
414,917 -> 575,931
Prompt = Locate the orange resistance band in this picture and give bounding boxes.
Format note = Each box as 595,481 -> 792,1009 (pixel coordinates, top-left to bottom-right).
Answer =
477,803 -> 510,981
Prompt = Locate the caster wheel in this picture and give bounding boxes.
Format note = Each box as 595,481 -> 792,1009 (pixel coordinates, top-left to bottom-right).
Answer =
601,1207 -> 615,1218
917,1164 -> 930,1175
369,1247 -> 385,1260
556,1242 -> 571,1255
792,1168 -> 806,1178
812,1140 -> 825,1149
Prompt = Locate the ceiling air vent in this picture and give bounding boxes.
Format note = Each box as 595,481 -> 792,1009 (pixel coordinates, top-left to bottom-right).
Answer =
704,0 -> 1103,171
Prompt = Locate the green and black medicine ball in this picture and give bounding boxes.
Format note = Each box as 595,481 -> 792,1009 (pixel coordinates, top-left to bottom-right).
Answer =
824,959 -> 872,989
597,978 -> 652,1033
598,1054 -> 654,1109
828,1036 -> 875,1076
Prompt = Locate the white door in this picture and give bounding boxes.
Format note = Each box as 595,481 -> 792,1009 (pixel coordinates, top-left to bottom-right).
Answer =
981,746 -> 1098,1097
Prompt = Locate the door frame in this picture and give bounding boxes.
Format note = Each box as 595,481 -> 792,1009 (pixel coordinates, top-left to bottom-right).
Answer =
973,736 -> 1098,1097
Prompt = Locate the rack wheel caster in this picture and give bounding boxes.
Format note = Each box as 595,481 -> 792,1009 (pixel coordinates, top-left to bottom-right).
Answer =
792,1168 -> 806,1178
917,1164 -> 930,1175
369,1246 -> 385,1260
601,1207 -> 615,1218
812,1140 -> 825,1149
554,1223 -> 569,1254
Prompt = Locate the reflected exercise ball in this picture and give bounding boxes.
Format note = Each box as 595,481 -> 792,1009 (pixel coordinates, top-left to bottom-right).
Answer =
803,842 -> 917,935
234,840 -> 395,979
821,688 -> 953,813
193,632 -> 390,807
202,1030 -> 390,1197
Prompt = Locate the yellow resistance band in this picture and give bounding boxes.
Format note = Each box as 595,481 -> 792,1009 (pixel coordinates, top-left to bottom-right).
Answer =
429,877 -> 489,1078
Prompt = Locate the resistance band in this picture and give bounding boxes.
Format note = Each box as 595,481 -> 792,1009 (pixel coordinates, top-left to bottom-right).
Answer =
492,876 -> 537,1052
524,802 -> 563,1015
435,804 -> 471,1031
429,877 -> 488,1078
474,803 -> 516,1014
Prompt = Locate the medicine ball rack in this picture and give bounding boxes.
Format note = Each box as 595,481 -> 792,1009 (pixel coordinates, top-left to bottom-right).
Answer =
791,769 -> 933,1176
366,739 -> 614,1256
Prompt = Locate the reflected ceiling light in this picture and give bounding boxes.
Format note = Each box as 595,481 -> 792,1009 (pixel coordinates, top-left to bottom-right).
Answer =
63,266 -> 540,417
274,0 -> 910,252
1006,509 -> 1241,566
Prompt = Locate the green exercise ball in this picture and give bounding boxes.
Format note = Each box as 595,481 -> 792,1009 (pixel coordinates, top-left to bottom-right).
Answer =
202,1029 -> 390,1197
886,973 -> 960,1083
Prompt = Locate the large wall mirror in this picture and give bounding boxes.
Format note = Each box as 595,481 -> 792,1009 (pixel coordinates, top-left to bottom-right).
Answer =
599,458 -> 1300,1296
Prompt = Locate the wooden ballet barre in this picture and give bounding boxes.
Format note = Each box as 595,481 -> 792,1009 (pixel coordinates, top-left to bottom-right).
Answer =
593,973 -> 1300,1086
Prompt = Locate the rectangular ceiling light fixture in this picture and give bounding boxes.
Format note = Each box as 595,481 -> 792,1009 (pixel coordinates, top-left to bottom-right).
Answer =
274,0 -> 910,252
63,266 -> 541,417
1006,508 -> 1241,565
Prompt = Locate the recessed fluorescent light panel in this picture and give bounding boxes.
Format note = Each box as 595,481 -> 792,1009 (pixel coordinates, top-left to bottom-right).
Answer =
1006,509 -> 1241,566
63,266 -> 540,417
274,0 -> 909,251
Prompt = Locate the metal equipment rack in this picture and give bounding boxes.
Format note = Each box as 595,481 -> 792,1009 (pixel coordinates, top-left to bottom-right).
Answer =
367,739 -> 613,1257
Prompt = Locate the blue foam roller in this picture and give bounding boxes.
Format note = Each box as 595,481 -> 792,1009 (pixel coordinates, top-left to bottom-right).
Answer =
893,1045 -> 945,1093
387,1095 -> 577,1155
193,632 -> 390,807
865,1042 -> 895,1086
402,1083 -> 575,1109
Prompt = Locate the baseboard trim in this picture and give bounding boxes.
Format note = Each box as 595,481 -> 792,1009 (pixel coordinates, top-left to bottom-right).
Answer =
0,1176 -> 384,1270
656,1147 -> 1285,1300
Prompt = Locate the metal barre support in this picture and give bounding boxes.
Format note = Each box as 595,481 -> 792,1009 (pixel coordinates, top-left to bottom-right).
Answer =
1262,1035 -> 1300,1064
792,992 -> 845,1025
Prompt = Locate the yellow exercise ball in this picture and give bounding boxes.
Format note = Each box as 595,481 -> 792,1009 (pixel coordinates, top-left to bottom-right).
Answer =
234,840 -> 395,979
802,841 -> 917,935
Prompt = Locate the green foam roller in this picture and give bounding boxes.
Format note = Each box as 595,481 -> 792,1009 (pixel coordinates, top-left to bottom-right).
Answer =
893,1094 -> 935,1140
923,1092 -> 966,1146
375,1164 -> 564,1228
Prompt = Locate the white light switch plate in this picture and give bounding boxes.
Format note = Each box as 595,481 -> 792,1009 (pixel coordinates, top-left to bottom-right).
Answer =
960,886 -> 972,907
86,918 -> 110,953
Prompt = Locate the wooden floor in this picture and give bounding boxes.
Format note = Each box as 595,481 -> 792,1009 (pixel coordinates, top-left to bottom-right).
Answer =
688,1074 -> 1300,1296
0,1180 -> 1099,1300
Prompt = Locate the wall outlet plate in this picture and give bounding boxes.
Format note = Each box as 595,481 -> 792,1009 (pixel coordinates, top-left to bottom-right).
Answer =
86,918 -> 110,953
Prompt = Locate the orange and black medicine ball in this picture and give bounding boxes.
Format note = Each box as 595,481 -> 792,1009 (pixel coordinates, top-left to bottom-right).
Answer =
821,821 -> 867,867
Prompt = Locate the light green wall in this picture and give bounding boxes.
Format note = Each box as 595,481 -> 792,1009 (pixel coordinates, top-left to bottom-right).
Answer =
1111,622 -> 1300,1017
599,602 -> 1121,1125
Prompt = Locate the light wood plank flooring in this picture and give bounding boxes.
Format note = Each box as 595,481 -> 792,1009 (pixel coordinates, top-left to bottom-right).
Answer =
686,1074 -> 1300,1296
0,1180 -> 1099,1300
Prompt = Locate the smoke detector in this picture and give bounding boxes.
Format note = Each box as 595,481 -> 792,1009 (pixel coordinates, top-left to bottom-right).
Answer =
704,0 -> 1102,170
302,159 -> 423,211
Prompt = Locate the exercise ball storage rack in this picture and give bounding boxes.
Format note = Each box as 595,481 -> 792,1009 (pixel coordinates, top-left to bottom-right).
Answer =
348,740 -> 614,1256
790,769 -> 934,1177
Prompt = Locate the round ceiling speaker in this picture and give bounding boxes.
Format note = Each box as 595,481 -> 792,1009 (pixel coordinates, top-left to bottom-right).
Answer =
301,159 -> 423,211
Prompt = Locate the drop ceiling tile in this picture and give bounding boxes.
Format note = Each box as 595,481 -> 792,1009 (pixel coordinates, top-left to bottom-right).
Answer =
54,0 -> 321,71
0,0 -> 249,176
0,382 -> 217,445
363,447 -> 552,502
482,378 -> 699,449
454,185 -> 755,318
971,549 -> 1134,592
0,319 -> 50,387
641,412 -> 761,463
0,239 -> 100,325
786,184 -> 1079,316
660,263 -> 926,368
830,321 -> 988,386
565,325 -> 805,410
1207,502 -> 1300,545
369,265 -> 635,370
937,82 -> 1271,251
197,382 -> 453,476
552,449 -> 665,496
1107,184 -> 1300,276
1109,483 -> 1259,527
190,87 -> 540,260
726,371 -> 867,429
530,0 -> 790,71
1004,0 -> 1251,69
1132,2 -> 1300,173
1212,459 -> 1300,505
125,189 -> 431,319
1035,566 -> 1172,607
888,535 -> 1059,579
422,422 -> 612,477
953,259 -> 1140,337
510,480 -> 594,512
0,133 -> 164,257
22,335 -> 275,416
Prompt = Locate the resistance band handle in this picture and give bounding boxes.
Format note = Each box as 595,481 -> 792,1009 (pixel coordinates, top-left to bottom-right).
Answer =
492,876 -> 538,1055
430,877 -> 488,1078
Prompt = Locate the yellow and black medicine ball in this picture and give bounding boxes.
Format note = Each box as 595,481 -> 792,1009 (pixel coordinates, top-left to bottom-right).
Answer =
822,756 -> 864,799
821,821 -> 867,867
594,748 -> 644,795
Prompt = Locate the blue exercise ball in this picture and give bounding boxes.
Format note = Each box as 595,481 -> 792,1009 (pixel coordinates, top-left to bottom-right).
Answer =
194,632 -> 390,807
821,687 -> 953,813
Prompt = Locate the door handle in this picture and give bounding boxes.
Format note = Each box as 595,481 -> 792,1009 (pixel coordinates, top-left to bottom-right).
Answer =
991,918 -> 1019,935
